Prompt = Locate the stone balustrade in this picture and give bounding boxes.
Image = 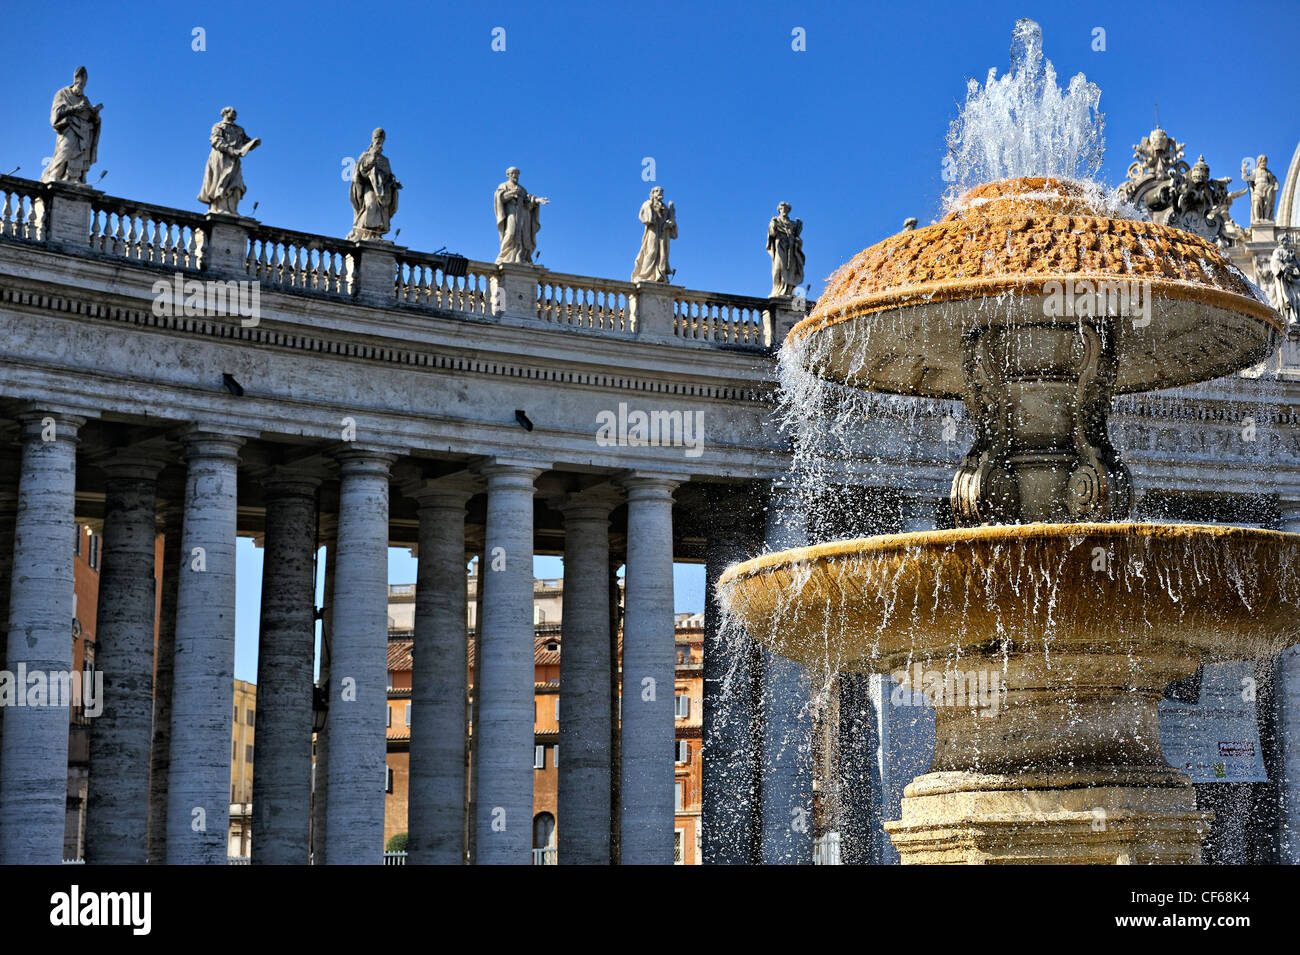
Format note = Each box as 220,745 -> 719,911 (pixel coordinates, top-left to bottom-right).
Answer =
0,173 -> 802,351
245,224 -> 352,297
0,176 -> 44,242
87,195 -> 205,270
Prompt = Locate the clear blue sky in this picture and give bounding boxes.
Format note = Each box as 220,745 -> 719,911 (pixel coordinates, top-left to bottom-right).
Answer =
7,1 -> 1295,679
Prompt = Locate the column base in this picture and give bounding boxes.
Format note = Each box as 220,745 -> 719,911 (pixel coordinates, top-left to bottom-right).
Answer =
885,772 -> 1211,864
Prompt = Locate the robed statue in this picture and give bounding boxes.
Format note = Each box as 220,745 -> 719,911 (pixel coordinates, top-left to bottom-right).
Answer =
348,128 -> 401,241
42,66 -> 102,184
197,108 -> 260,215
494,167 -> 548,264
1242,155 -> 1279,224
767,202 -> 805,297
631,187 -> 676,283
1267,235 -> 1300,333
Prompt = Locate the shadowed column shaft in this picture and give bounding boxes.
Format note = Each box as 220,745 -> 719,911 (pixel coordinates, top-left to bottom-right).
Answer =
408,489 -> 472,864
164,432 -> 242,864
147,502 -> 183,863
620,476 -> 678,865
325,451 -> 393,865
252,479 -> 319,864
474,463 -> 540,864
557,493 -> 617,864
760,489 -> 814,864
702,494 -> 761,864
0,412 -> 83,864
0,452 -> 19,790
86,458 -> 165,863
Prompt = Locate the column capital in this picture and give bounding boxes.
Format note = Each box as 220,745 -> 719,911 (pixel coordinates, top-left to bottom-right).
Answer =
94,448 -> 173,481
478,458 -> 546,491
555,483 -> 623,522
402,470 -> 483,509
176,426 -> 250,460
331,447 -> 397,478
15,409 -> 87,442
619,470 -> 687,500
258,465 -> 324,498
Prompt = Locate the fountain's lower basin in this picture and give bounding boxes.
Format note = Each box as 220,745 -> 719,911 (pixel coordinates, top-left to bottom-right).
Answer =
717,523 -> 1300,863
718,522 -> 1300,670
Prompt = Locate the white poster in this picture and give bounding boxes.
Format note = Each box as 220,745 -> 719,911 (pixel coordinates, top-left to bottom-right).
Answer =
1158,661 -> 1268,783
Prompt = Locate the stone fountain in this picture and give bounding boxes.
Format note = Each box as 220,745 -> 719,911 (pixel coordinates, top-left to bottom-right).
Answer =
718,20 -> 1300,864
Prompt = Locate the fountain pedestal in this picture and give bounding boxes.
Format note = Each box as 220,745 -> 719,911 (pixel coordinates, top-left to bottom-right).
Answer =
883,650 -> 1210,864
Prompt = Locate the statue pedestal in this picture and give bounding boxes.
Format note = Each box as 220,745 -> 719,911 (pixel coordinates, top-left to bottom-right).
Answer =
37,181 -> 102,248
348,240 -> 404,307
631,282 -> 677,342
199,213 -> 259,275
1250,221 -> 1277,247
766,295 -> 807,348
490,262 -> 543,320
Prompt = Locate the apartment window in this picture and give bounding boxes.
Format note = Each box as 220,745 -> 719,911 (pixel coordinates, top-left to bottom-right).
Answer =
231,785 -> 236,802
533,745 -> 545,770
674,829 -> 684,864
246,708 -> 254,725
231,740 -> 236,761
552,745 -> 558,768
405,703 -> 411,725
233,704 -> 239,724
674,694 -> 690,719
74,525 -> 81,555
675,740 -> 689,764
386,707 -> 391,728
385,767 -> 393,794
88,534 -> 99,570
245,744 -> 253,763
554,698 -> 560,721
675,781 -> 683,811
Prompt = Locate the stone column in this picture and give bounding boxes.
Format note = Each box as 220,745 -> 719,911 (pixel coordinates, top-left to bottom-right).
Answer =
760,484 -> 814,864
619,473 -> 683,865
85,452 -> 168,864
405,474 -> 478,865
556,486 -> 621,865
0,411 -> 83,864
0,446 -> 20,786
251,472 -> 320,865
310,525 -> 338,865
474,461 -> 542,864
164,430 -> 243,864
325,449 -> 394,865
844,495 -> 939,864
702,486 -> 762,864
1275,500 -> 1300,862
147,496 -> 183,863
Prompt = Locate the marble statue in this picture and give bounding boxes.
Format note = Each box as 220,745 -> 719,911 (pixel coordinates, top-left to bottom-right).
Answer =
767,202 -> 805,297
41,67 -> 102,184
1146,156 -> 1241,247
903,217 -> 919,231
1242,155 -> 1279,223
197,108 -> 260,215
1266,235 -> 1300,333
631,187 -> 676,283
494,167 -> 548,264
347,128 -> 401,242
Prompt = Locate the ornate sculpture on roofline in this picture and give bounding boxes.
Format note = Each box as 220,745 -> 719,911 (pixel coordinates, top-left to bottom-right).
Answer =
767,202 -> 805,297
42,66 -> 102,185
1242,154 -> 1279,224
1119,128 -> 1246,246
631,187 -> 676,283
197,108 -> 260,216
347,128 -> 401,242
494,167 -> 548,265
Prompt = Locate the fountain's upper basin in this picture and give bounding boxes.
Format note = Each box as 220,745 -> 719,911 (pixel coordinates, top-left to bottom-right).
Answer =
791,178 -> 1281,398
716,522 -> 1300,672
